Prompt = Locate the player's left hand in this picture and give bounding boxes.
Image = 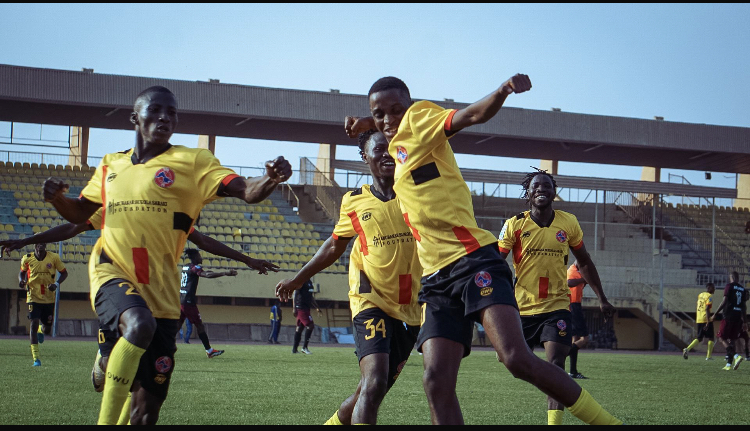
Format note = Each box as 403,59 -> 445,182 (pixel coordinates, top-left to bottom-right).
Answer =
266,157 -> 292,184
0,239 -> 26,253
600,300 -> 616,322
48,283 -> 58,292
275,278 -> 302,302
246,258 -> 279,275
500,73 -> 532,96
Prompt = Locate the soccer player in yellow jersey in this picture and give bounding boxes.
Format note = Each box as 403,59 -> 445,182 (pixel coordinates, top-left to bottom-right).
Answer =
498,170 -> 615,424
276,130 -> 422,425
18,242 -> 67,367
42,85 -> 291,425
683,283 -> 716,360
345,75 -> 622,425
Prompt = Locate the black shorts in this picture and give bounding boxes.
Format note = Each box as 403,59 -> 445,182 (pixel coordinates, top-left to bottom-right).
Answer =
570,303 -> 589,337
416,243 -> 517,357
353,308 -> 419,390
28,302 -> 55,325
95,278 -> 150,357
696,322 -> 714,341
521,309 -> 573,349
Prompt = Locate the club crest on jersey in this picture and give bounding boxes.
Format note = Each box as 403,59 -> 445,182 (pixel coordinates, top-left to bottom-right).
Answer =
46,263 -> 52,269
155,356 -> 172,373
556,320 -> 567,331
556,230 -> 567,243
396,146 -> 408,164
475,271 -> 492,287
154,167 -> 175,188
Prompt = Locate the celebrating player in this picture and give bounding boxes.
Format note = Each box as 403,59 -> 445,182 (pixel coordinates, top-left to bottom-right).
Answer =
345,75 -> 621,425
17,243 -> 67,366
682,283 -> 716,361
277,130 -> 422,425
498,170 -> 615,424
42,85 -> 291,425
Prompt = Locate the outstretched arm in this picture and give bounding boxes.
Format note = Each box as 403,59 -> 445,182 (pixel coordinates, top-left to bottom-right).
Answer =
275,235 -> 351,302
1,222 -> 91,253
448,74 -> 532,133
711,297 -> 726,322
223,157 -> 292,204
188,229 -> 278,275
571,243 -> 615,321
43,178 -> 100,224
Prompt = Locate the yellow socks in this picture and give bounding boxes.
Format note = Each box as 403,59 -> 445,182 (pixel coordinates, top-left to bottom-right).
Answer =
117,393 -> 132,425
686,339 -> 699,351
567,388 -> 622,425
548,409 -> 564,425
707,341 -> 715,358
324,410 -> 344,425
30,344 -> 39,361
97,338 -> 145,425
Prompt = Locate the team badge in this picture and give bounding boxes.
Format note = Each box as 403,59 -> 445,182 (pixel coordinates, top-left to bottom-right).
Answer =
155,356 -> 173,373
46,263 -> 52,269
556,230 -> 567,243
396,146 -> 408,164
556,320 -> 567,331
154,167 -> 175,188
475,271 -> 492,287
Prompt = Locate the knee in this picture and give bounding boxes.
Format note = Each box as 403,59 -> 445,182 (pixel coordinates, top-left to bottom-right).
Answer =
360,375 -> 389,402
503,351 -> 536,381
122,312 -> 156,345
423,367 -> 453,397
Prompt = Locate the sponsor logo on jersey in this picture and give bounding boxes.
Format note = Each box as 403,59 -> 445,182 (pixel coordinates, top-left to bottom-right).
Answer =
154,374 -> 167,385
155,356 -> 173,373
480,287 -> 493,296
396,146 -> 408,164
362,212 -> 372,221
475,271 -> 492,287
522,231 -> 531,238
154,167 -> 175,188
106,172 -> 117,182
556,230 -> 568,243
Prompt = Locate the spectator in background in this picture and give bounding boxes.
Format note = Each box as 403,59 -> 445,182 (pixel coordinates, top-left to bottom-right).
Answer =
268,300 -> 282,344
475,322 -> 486,347
292,279 -> 321,354
179,318 -> 193,344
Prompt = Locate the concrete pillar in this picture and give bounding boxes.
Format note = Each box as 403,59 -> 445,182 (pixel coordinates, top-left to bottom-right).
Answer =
198,135 -> 216,154
316,143 -> 336,182
735,174 -> 750,209
539,159 -> 558,175
640,166 -> 661,204
68,126 -> 89,167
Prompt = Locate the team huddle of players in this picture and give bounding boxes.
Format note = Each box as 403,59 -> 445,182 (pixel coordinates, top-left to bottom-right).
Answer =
3,74 -> 637,425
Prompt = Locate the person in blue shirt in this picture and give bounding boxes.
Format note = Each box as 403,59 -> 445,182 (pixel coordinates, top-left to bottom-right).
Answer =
268,300 -> 283,344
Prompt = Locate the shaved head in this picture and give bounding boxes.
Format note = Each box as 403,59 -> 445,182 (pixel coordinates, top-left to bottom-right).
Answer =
133,86 -> 176,111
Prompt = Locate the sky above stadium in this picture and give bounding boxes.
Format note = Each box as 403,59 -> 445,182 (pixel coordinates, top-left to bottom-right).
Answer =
1,3 -> 748,192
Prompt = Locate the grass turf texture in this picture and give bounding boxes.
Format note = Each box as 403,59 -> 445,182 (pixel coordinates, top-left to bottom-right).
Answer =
0,338 -> 747,425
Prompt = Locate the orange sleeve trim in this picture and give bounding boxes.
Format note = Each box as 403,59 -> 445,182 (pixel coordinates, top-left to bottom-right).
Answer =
444,109 -> 458,132
498,246 -> 510,254
222,173 -> 241,186
189,226 -> 195,234
571,241 -> 584,251
331,233 -> 339,240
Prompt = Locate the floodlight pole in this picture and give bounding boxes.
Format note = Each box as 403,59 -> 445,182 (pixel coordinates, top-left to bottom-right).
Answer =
658,195 -> 664,351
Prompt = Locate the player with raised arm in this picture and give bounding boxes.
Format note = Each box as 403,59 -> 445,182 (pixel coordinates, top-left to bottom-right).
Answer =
17,243 -> 67,366
682,283 -> 716,361
712,272 -> 748,370
42,85 -> 290,425
276,130 -> 422,425
498,170 -> 615,424
344,75 -> 621,425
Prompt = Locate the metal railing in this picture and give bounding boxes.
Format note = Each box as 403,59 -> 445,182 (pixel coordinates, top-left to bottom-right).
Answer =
299,157 -> 344,220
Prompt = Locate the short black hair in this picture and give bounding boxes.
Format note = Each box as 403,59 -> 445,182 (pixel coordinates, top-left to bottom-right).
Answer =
368,76 -> 411,100
185,248 -> 200,260
521,167 -> 558,206
706,282 -> 715,289
357,129 -> 378,160
134,85 -> 175,109
731,271 -> 739,281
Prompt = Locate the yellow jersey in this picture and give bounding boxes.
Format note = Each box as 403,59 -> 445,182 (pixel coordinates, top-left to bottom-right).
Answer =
498,210 -> 583,315
21,251 -> 65,304
389,100 -> 497,276
332,185 -> 422,326
80,145 -> 239,319
696,291 -> 713,324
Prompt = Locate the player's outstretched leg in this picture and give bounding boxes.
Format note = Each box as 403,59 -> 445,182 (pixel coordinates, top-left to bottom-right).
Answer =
483,304 -> 622,425
421,337 -> 465,425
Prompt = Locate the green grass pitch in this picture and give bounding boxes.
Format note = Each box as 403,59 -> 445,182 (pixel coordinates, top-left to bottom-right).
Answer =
0,338 -> 747,425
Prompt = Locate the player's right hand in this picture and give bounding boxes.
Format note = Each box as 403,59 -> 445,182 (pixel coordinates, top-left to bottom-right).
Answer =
344,116 -> 375,138
0,239 -> 25,253
275,278 -> 302,302
245,258 -> 279,275
43,177 -> 70,202
500,74 -> 532,96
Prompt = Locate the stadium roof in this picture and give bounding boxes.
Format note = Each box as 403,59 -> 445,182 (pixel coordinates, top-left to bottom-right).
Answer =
1,63 -> 750,174
331,160 -> 736,199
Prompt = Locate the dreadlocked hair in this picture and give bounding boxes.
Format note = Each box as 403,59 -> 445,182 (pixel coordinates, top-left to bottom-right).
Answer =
521,167 -> 557,206
357,129 -> 378,160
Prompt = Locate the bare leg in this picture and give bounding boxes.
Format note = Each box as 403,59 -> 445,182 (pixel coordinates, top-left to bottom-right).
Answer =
544,341 -> 571,411
351,352 -> 389,425
421,337 -> 464,425
129,381 -> 165,425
